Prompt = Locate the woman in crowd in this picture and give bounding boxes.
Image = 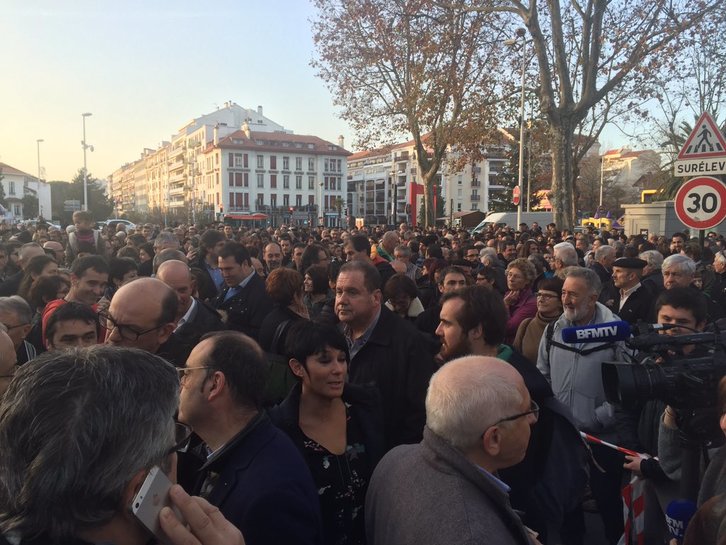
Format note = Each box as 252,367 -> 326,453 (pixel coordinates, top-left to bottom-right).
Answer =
383,273 -> 424,322
503,257 -> 538,345
512,276 -> 564,363
137,242 -> 155,276
259,267 -> 309,354
303,264 -> 332,322
17,255 -> 58,307
25,274 -> 71,354
269,321 -> 384,545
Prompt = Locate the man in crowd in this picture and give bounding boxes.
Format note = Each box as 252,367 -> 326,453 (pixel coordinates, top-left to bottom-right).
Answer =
42,255 -> 109,345
601,257 -> 653,325
376,231 -> 399,262
190,229 -> 227,301
344,234 -> 395,287
552,241 -> 579,273
0,345 -> 238,545
178,331 -> 323,544
336,260 -> 434,448
591,245 -> 616,285
415,265 -> 468,337
290,243 -> 305,272
365,356 -> 537,545
105,277 -> 178,357
660,253 -> 724,322
157,260 -> 224,364
213,242 -> 271,341
43,241 -> 66,266
639,249 -> 664,293
263,242 -> 283,273
498,239 -> 518,264
670,232 -> 686,255
45,301 -> 99,351
392,244 -> 420,281
537,266 -> 627,544
0,296 -> 36,363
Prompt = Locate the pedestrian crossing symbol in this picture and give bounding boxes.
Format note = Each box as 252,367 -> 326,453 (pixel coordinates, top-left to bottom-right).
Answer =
677,112 -> 726,160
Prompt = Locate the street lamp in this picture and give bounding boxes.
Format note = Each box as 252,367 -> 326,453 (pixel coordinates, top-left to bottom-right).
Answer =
81,113 -> 94,211
36,139 -> 44,218
505,28 -> 528,229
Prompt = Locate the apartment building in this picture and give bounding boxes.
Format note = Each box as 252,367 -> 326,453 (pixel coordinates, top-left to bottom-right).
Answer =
0,162 -> 52,221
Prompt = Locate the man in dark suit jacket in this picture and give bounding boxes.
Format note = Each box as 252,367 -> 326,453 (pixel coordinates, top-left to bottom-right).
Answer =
213,242 -> 272,342
178,331 -> 323,545
336,260 -> 435,449
157,260 -> 224,365
602,257 -> 653,325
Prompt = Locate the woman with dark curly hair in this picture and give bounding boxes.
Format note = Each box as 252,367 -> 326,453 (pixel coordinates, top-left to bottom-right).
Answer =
503,257 -> 538,344
303,264 -> 332,321
18,255 -> 58,308
383,273 -> 424,322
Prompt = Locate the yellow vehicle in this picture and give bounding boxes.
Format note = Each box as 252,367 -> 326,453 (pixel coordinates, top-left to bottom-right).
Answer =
580,216 -> 613,230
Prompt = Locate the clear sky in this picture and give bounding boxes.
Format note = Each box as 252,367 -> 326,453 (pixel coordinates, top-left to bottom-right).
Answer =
0,0 -> 355,182
0,1 -> 626,183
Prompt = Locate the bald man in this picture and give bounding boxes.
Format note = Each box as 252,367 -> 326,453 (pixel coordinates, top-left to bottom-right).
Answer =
156,260 -> 223,364
43,241 -> 66,267
366,356 -> 537,545
104,277 -> 178,356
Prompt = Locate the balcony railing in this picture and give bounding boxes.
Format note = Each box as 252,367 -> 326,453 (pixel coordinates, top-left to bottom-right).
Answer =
470,194 -> 481,201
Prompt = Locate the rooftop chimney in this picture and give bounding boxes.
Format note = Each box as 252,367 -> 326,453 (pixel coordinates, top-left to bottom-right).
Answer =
338,135 -> 345,148
257,105 -> 263,117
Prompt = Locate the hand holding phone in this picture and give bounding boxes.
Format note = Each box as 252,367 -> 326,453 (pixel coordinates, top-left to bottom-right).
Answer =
159,484 -> 246,545
132,466 -> 180,544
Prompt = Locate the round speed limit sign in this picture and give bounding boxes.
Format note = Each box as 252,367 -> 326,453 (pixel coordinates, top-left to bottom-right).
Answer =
674,176 -> 726,230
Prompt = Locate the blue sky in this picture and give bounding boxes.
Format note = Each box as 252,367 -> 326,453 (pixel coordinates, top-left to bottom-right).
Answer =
0,1 -> 625,183
0,0 -> 353,181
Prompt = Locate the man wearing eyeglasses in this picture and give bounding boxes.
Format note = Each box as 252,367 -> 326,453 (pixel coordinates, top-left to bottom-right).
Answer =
104,277 -> 178,356
366,356 -> 539,545
177,331 -> 323,545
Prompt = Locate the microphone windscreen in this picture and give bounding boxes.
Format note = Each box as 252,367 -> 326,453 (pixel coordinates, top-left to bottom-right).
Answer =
665,499 -> 697,541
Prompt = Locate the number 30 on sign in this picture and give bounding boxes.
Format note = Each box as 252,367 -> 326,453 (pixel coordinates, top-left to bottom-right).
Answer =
674,176 -> 726,230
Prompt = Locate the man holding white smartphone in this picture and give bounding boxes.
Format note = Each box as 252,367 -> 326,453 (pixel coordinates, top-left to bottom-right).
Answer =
0,345 -> 244,545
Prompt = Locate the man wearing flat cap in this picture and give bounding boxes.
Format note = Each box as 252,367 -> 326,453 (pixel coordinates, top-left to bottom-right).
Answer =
602,256 -> 653,325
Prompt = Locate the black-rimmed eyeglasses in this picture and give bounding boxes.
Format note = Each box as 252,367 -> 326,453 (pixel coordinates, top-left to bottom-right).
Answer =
494,400 -> 540,426
167,422 -> 193,456
98,312 -> 164,342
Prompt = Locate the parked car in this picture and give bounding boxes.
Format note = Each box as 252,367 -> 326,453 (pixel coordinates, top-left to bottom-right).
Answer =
102,218 -> 136,231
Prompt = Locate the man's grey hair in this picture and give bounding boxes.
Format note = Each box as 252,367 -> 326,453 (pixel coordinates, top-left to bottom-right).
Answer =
153,232 -> 179,250
662,254 -> 696,277
426,357 -> 522,450
394,244 -> 411,258
714,251 -> 726,266
563,266 -> 602,296
639,250 -> 664,271
553,242 -> 579,266
479,247 -> 498,263
0,346 -> 179,540
594,245 -> 616,262
0,296 -> 33,325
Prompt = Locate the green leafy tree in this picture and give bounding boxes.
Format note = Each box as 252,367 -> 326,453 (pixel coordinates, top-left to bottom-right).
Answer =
21,194 -> 39,219
0,170 -> 6,209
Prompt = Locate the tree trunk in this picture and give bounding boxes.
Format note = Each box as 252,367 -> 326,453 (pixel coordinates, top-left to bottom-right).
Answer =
421,171 -> 436,228
549,122 -> 577,230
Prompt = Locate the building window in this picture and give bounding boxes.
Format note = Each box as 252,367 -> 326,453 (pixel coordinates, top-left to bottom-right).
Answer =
243,173 -> 249,187
296,194 -> 302,207
308,176 -> 315,190
271,194 -> 277,207
270,155 -> 277,170
283,156 -> 289,170
283,175 -> 290,189
283,194 -> 289,207
257,193 -> 264,208
257,174 -> 264,188
296,175 -> 302,190
9,182 -> 15,196
228,153 -> 234,168
244,154 -> 248,168
295,157 -> 302,171
257,155 -> 264,169
324,158 -> 330,172
308,157 -> 315,171
228,172 -> 234,187
270,174 -> 277,189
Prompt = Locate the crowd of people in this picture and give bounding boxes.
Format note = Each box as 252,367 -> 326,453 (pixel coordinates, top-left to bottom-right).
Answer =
0,210 -> 726,545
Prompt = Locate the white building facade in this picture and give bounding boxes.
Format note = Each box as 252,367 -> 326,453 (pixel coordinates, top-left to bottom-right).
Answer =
0,162 -> 52,222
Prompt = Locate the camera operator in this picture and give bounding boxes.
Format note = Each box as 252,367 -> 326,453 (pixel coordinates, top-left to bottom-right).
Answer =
622,288 -> 708,543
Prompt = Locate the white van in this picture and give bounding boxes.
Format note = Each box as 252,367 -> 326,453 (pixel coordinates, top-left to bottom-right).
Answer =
470,211 -> 553,234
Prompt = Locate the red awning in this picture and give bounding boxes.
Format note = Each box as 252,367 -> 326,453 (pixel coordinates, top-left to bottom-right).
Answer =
224,213 -> 268,221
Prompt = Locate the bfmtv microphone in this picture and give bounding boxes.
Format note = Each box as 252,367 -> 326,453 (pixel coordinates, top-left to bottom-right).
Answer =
665,499 -> 697,544
561,321 -> 631,343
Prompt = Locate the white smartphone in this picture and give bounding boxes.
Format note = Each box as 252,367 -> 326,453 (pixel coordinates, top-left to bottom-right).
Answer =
131,466 -> 181,543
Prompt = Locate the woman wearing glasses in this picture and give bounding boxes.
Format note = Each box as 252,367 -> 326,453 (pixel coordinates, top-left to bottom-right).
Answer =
269,321 -> 384,545
513,277 -> 564,364
503,258 -> 538,345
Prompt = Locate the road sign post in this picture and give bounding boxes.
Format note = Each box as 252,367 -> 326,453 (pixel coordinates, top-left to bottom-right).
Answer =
674,112 -> 726,177
512,185 -> 521,206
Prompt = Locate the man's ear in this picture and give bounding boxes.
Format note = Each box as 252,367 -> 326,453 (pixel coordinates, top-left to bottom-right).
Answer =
157,323 -> 175,346
467,323 -> 484,343
482,425 -> 501,457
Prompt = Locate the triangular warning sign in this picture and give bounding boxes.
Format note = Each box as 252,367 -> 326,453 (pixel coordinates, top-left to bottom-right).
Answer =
678,112 -> 726,160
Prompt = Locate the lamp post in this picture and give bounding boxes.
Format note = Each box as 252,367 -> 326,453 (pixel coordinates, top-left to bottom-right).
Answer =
81,113 -> 93,211
505,28 -> 528,229
599,155 -> 605,207
36,139 -> 44,218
